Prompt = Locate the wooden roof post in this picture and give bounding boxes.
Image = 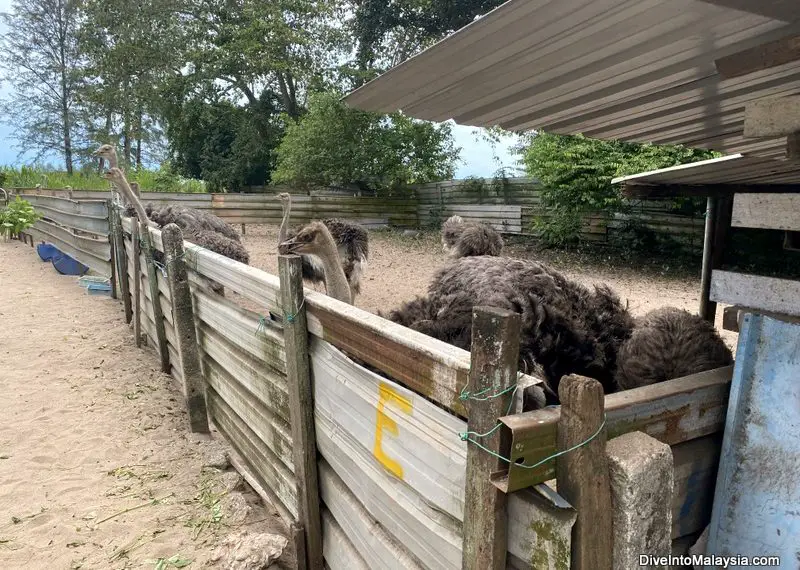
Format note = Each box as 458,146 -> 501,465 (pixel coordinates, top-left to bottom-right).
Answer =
131,222 -> 142,348
462,306 -> 521,570
162,223 -> 210,434
279,254 -> 324,570
112,203 -> 132,322
556,374 -> 612,570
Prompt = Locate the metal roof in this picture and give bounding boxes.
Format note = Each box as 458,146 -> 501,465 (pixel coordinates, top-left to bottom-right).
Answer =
344,0 -> 800,157
611,153 -> 800,195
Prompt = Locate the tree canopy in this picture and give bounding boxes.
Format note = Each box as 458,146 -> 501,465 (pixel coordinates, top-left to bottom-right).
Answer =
272,92 -> 459,193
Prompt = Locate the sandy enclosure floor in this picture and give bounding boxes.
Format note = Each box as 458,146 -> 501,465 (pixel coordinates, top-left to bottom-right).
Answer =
242,224 -> 738,351
0,241 -> 294,570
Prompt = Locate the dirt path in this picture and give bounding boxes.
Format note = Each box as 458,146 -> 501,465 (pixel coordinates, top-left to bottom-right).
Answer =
0,241 -> 291,570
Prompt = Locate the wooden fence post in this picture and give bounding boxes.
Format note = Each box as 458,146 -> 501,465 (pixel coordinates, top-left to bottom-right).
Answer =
556,375 -> 612,570
112,203 -> 132,322
132,222 -> 142,348
279,254 -> 323,570
140,222 -> 171,373
162,223 -> 210,434
107,201 -> 119,300
462,306 -> 521,570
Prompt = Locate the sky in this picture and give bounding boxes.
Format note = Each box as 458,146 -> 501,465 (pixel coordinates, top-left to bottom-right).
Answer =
0,0 -> 523,179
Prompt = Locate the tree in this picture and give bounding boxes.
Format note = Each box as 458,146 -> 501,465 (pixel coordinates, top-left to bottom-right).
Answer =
166,88 -> 286,192
520,132 -> 719,245
0,0 -> 83,172
272,91 -> 459,193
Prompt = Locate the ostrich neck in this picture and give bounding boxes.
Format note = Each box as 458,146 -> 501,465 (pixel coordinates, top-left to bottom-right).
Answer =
316,231 -> 352,304
114,172 -> 149,225
279,198 -> 291,244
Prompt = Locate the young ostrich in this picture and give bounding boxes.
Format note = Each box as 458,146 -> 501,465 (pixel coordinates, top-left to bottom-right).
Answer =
441,215 -> 504,258
279,221 -> 353,304
384,256 -> 636,402
615,307 -> 733,390
278,193 -> 369,298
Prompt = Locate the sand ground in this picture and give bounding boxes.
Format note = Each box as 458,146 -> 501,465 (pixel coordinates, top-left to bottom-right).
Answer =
0,240 -> 293,570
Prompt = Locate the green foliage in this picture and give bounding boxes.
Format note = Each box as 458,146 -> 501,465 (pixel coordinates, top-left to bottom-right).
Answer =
166,92 -> 285,192
273,91 -> 459,193
0,165 -> 204,193
521,132 -> 719,245
0,196 -> 41,237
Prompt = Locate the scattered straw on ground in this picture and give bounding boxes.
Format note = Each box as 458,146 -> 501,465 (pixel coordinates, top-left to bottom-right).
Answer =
0,241 -> 293,570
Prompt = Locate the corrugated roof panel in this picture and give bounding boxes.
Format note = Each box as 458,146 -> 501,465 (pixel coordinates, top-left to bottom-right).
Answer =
344,0 -> 800,158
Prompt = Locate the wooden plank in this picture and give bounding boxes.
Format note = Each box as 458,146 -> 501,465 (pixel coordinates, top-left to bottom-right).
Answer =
196,323 -> 290,423
162,224 -> 209,433
191,285 -> 286,374
507,487 -> 575,570
715,33 -> 800,79
671,434 -> 721,539
207,387 -> 299,519
496,366 -> 733,492
318,460 -> 424,569
744,95 -> 800,138
555,375 -> 612,570
279,255 -> 323,570
700,196 -> 732,322
321,509 -> 370,570
710,270 -> 800,317
787,132 -> 800,160
310,337 -> 464,569
722,305 -> 800,332
203,357 -> 293,471
732,193 -> 800,231
463,307 -> 521,570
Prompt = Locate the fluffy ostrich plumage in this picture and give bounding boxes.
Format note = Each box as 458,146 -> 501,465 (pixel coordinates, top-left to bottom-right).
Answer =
124,204 -> 249,265
615,307 -> 733,390
441,215 -> 504,258
383,256 -> 635,400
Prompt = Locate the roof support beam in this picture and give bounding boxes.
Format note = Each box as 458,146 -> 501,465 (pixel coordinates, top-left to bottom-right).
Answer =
622,183 -> 800,198
743,96 -> 800,137
714,33 -> 800,79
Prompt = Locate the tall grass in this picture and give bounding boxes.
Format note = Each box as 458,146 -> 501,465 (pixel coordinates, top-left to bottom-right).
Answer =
0,165 -> 207,193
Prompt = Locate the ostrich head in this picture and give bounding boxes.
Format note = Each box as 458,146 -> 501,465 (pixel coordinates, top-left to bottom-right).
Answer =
93,144 -> 118,169
441,215 -> 464,253
277,192 -> 291,204
279,221 -> 331,256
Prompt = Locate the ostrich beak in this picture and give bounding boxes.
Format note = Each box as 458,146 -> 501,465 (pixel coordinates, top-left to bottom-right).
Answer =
279,237 -> 301,255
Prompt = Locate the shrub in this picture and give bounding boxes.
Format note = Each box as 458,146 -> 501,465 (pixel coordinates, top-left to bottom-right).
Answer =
0,196 -> 40,238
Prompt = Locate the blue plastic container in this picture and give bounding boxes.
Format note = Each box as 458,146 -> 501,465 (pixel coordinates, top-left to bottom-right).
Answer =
37,243 -> 59,261
51,252 -> 89,276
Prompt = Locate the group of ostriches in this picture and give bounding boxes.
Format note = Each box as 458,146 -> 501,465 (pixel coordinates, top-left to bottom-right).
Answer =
98,143 -> 732,408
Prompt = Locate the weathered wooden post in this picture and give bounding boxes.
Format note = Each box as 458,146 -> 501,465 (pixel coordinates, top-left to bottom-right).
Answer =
279,254 -> 323,570
131,222 -> 143,348
556,374 -> 612,570
162,223 -> 210,434
462,306 -> 521,570
112,202 -> 132,321
107,200 -> 119,300
140,222 -> 170,373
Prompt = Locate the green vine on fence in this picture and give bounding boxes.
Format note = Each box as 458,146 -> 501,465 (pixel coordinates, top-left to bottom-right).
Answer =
0,196 -> 40,239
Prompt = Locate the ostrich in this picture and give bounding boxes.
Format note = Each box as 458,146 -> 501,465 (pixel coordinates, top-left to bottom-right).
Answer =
614,307 -> 733,390
441,215 -> 504,258
105,168 -> 249,266
383,256 -> 636,401
277,192 -> 369,298
93,143 -> 120,170
279,221 -> 353,304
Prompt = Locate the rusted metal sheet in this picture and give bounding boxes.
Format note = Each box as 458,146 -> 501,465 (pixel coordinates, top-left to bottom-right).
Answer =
706,313 -> 800,566
495,366 -> 732,492
19,193 -> 110,235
